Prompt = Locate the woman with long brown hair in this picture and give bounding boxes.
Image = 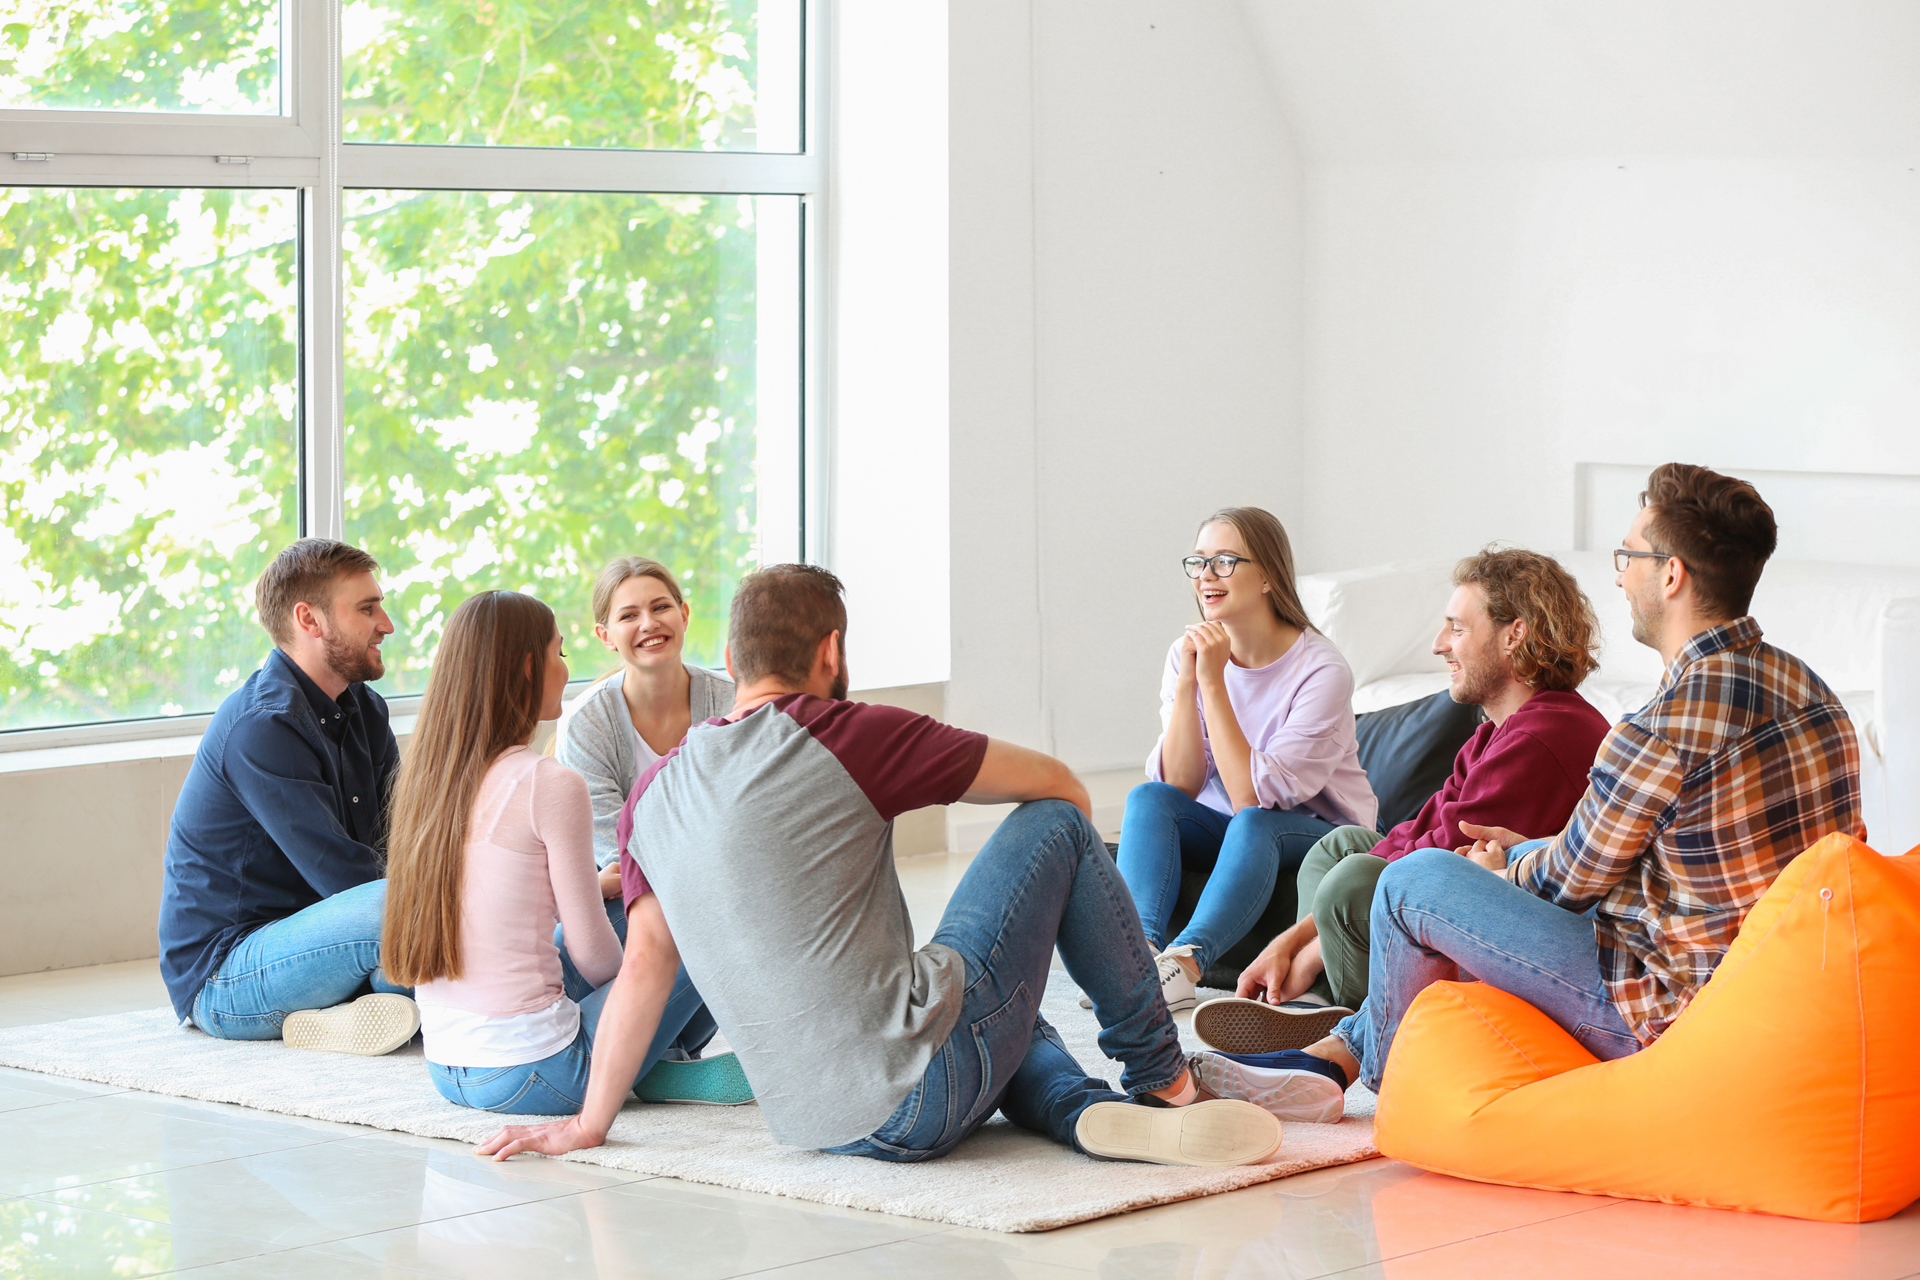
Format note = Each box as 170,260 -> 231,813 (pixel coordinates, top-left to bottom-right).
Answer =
382,590 -> 748,1114
1114,507 -> 1378,1015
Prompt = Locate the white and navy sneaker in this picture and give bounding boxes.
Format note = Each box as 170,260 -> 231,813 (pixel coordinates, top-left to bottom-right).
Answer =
1186,1049 -> 1348,1124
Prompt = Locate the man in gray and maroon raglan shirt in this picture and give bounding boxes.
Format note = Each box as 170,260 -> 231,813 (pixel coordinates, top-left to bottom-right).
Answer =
615,690 -> 1192,1155
616,693 -> 985,1147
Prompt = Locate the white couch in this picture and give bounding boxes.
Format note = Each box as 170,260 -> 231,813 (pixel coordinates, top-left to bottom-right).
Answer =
1297,552 -> 1920,853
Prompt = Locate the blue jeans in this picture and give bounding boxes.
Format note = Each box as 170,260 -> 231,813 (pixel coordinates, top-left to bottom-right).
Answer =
826,799 -> 1186,1162
1332,845 -> 1641,1092
555,900 -> 718,1060
190,880 -> 410,1040
428,964 -> 710,1115
1116,781 -> 1337,969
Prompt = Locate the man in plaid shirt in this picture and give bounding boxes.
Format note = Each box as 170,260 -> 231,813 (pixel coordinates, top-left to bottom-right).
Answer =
1197,464 -> 1864,1108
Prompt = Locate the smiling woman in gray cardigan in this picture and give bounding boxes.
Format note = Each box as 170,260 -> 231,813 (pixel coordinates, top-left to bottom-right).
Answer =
555,558 -> 735,875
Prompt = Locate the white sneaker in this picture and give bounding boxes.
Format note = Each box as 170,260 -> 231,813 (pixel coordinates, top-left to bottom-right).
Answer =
1156,945 -> 1200,1013
282,993 -> 420,1056
1187,1050 -> 1347,1124
1075,1097 -> 1282,1166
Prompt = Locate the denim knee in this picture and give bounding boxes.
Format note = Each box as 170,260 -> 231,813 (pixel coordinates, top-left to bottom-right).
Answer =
1376,846 -> 1476,911
1126,781 -> 1188,821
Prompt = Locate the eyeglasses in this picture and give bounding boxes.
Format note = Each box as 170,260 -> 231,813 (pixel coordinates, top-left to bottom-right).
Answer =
1613,548 -> 1677,573
1183,554 -> 1251,579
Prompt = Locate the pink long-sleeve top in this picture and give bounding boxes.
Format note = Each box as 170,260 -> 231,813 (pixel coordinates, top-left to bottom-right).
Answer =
414,746 -> 623,1068
1146,629 -> 1379,829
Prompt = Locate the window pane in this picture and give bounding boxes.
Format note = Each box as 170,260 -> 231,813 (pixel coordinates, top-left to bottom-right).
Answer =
0,0 -> 280,115
0,187 -> 298,732
342,0 -> 800,152
342,190 -> 800,695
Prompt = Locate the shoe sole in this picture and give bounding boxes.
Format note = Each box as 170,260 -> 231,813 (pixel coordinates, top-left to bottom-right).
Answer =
1076,1098 -> 1282,1166
635,1052 -> 754,1106
282,994 -> 419,1056
1189,1053 -> 1347,1124
1191,998 -> 1351,1055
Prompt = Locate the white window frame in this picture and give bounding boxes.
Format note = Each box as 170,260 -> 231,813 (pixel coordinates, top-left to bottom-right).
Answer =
0,0 -> 831,752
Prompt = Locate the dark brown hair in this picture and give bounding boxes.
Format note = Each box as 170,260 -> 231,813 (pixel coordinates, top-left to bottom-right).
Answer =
1196,507 -> 1314,632
1453,547 -> 1599,692
591,556 -> 685,627
381,591 -> 556,986
254,539 -> 379,645
1639,463 -> 1778,619
728,564 -> 847,686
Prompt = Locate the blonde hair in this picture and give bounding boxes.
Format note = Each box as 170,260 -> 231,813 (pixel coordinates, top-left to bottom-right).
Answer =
591,556 -> 684,627
1196,507 -> 1314,632
381,591 -> 555,986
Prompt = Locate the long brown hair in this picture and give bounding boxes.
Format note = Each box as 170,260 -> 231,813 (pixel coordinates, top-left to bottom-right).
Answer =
382,591 -> 556,986
1196,507 -> 1314,632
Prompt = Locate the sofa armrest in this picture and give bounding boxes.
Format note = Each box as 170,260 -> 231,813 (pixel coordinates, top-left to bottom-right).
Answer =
1879,598 -> 1920,854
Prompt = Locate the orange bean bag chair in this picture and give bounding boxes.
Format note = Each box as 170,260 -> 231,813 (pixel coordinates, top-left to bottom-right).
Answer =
1373,833 -> 1920,1221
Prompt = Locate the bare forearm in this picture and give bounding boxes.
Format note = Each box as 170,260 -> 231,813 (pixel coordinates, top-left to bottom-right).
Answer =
963,739 -> 1092,819
575,961 -> 675,1140
1199,678 -> 1257,810
1160,684 -> 1208,798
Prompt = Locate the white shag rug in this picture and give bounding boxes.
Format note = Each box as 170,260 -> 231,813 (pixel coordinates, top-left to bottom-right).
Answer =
0,984 -> 1377,1233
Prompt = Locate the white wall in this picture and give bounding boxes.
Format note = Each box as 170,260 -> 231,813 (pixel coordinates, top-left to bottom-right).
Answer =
830,0 -> 951,691
948,0 -> 1306,776
1239,0 -> 1920,572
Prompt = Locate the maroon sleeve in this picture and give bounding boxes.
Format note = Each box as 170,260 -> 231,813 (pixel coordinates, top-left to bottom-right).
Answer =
1380,714 -> 1597,863
1372,725 -> 1488,861
775,694 -> 989,822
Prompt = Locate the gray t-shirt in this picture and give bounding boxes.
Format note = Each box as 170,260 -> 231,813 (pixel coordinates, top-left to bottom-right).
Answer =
617,694 -> 988,1147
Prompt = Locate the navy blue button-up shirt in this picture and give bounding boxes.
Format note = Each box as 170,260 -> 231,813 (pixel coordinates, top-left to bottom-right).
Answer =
158,647 -> 399,1019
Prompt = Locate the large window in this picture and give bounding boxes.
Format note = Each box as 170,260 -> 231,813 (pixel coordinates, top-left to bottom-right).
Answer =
0,0 -> 822,739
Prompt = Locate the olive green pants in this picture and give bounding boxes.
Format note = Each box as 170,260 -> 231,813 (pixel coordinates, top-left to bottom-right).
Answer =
1294,825 -> 1388,1009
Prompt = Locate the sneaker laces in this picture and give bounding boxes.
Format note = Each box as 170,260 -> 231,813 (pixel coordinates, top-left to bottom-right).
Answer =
1156,944 -> 1198,985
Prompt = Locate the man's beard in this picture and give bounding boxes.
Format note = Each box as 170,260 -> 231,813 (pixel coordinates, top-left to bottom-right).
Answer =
321,624 -> 384,685
1628,585 -> 1662,649
1449,654 -> 1502,708
829,666 -> 849,700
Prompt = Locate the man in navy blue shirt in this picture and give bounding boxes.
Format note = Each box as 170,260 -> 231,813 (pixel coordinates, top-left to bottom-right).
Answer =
159,538 -> 417,1055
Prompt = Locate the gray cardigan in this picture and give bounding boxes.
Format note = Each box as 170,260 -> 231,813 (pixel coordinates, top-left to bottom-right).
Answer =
555,665 -> 735,868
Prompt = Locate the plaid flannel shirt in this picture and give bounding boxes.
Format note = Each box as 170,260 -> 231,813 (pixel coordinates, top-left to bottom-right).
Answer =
1506,617 -> 1864,1044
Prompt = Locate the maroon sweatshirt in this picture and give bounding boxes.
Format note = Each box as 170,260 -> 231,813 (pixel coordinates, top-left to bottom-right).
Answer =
1373,689 -> 1611,862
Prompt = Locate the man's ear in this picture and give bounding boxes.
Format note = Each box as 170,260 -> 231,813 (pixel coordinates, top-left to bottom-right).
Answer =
290,600 -> 325,640
1662,556 -> 1689,602
723,644 -> 735,680
817,630 -> 842,679
1503,617 -> 1528,656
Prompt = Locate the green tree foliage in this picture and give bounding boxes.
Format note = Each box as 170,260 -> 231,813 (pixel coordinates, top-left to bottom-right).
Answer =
0,0 -> 780,729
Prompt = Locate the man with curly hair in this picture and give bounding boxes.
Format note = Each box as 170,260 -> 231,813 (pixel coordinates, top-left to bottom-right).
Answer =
1198,548 -> 1611,1052
1192,465 -> 1864,1117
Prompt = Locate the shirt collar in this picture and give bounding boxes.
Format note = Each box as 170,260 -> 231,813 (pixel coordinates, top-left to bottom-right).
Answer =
268,647 -> 356,726
1663,616 -> 1763,686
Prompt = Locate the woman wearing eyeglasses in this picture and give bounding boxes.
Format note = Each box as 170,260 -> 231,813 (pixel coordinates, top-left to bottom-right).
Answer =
1115,507 -> 1378,1014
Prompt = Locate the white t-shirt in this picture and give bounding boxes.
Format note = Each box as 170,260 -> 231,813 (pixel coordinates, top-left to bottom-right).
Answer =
630,721 -> 661,776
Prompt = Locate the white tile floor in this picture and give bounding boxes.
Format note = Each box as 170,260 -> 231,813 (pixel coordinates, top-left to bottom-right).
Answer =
2,851 -> 1917,1279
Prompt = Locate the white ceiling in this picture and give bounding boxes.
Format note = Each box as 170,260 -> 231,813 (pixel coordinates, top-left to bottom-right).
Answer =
1239,1 -> 1920,161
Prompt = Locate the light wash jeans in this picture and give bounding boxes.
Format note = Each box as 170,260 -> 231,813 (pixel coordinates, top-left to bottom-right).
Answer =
827,800 -> 1187,1162
1116,781 -> 1337,969
1332,843 -> 1641,1092
427,964 -> 710,1115
190,879 -> 410,1040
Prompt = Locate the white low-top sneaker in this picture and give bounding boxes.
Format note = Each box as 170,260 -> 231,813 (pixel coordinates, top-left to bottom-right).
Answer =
1075,1097 -> 1282,1166
1187,1050 -> 1347,1124
282,993 -> 420,1056
1155,944 -> 1200,1013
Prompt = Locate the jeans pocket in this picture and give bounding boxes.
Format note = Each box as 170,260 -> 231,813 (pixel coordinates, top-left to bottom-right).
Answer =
497,1072 -> 584,1116
1574,1023 -> 1642,1060
963,981 -> 1037,1129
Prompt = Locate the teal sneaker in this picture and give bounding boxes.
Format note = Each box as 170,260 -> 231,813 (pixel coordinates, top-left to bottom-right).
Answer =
634,1051 -> 754,1106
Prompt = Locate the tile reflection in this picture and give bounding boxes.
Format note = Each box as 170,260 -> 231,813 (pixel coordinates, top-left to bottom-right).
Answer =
0,1195 -> 263,1278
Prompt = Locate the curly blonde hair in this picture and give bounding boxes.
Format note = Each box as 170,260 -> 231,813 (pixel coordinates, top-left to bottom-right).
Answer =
1453,547 -> 1599,692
